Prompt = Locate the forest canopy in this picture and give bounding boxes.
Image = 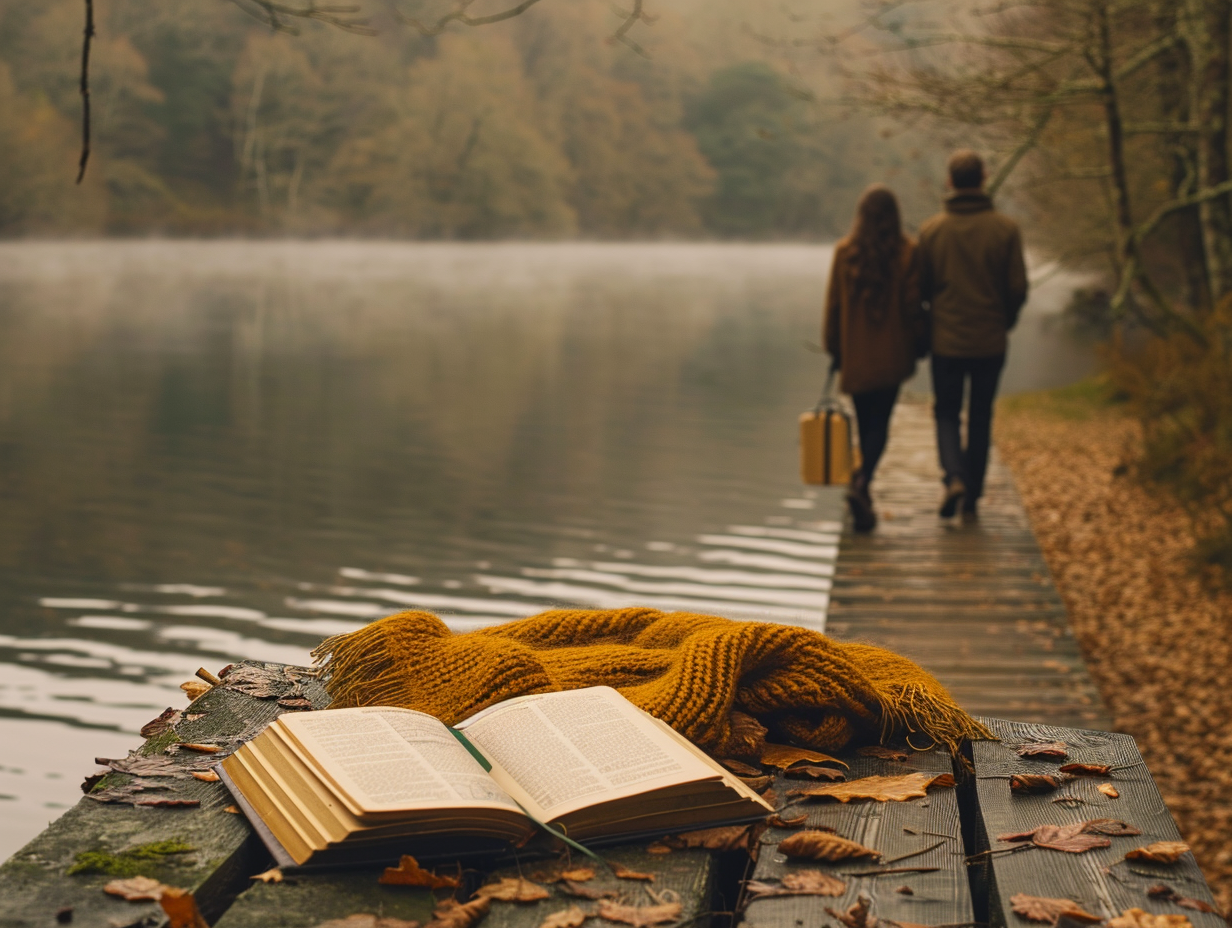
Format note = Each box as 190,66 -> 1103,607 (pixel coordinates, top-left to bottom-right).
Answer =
0,0 -> 939,239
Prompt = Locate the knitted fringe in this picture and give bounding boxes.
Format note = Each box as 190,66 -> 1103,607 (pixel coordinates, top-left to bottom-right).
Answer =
311,608 -> 993,757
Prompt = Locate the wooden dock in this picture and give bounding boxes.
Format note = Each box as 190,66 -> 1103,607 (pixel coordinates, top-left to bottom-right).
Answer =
825,400 -> 1110,731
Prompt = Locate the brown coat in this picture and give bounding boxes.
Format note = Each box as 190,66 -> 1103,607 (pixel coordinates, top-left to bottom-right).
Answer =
917,192 -> 1028,358
823,237 -> 922,395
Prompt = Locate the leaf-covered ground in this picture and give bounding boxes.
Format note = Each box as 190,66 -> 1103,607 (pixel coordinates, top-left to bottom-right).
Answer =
997,395 -> 1232,913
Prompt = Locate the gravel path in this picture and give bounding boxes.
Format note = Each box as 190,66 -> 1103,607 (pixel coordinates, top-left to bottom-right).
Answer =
997,401 -> 1232,913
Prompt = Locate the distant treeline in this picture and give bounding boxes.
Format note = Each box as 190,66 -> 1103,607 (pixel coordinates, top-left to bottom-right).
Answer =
0,0 -> 937,239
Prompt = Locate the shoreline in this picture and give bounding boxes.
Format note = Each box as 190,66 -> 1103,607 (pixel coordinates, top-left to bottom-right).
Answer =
997,386 -> 1232,912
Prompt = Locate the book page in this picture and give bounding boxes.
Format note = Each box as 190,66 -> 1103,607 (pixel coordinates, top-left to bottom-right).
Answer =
456,686 -> 722,821
278,707 -> 523,815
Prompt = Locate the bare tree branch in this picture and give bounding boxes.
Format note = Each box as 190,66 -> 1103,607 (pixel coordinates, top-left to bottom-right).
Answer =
76,0 -> 94,183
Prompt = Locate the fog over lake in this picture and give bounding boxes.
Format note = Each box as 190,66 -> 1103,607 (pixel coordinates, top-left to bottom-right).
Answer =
0,241 -> 1093,859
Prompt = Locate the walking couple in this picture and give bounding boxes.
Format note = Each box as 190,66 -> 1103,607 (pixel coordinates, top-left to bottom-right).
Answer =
824,149 -> 1027,532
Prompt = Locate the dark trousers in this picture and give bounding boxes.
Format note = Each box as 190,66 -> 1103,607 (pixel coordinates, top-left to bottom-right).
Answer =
852,385 -> 900,485
931,354 -> 1006,503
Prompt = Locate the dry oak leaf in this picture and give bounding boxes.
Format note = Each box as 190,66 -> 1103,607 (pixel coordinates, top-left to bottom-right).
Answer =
826,895 -> 871,928
1125,842 -> 1191,864
251,867 -> 283,884
856,746 -> 910,763
160,888 -> 210,928
223,804 -> 241,814
427,897 -> 491,928
103,876 -> 172,901
380,855 -> 460,889
609,863 -> 655,882
540,907 -> 590,928
1010,893 -> 1102,925
767,812 -> 808,828
561,868 -> 595,882
1058,764 -> 1112,776
561,881 -> 616,900
1098,784 -> 1120,799
1016,741 -> 1069,760
140,708 -> 182,739
476,878 -> 551,902
1108,909 -> 1194,928
784,765 -> 846,781
760,743 -> 847,770
1081,819 -> 1140,837
778,830 -> 880,862
179,743 -> 221,754
595,900 -> 682,928
191,771 -> 220,783
787,772 -> 954,803
1146,886 -> 1217,914
1010,774 -> 1063,794
668,825 -> 757,852
180,681 -> 211,700
1029,823 -> 1111,854
744,869 -> 846,899
313,917 -> 422,928
738,776 -> 774,791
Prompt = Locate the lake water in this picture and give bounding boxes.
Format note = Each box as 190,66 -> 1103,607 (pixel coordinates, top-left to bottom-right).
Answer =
0,241 -> 1093,859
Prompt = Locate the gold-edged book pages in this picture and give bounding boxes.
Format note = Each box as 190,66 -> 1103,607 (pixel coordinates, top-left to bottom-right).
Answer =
220,686 -> 773,867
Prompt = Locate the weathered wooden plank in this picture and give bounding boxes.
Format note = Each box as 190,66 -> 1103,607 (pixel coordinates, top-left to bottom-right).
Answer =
741,746 -> 971,928
970,718 -> 1222,928
0,662 -> 325,928
213,869 -> 437,928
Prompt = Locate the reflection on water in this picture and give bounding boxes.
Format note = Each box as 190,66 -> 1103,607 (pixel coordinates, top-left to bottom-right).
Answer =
0,241 -> 1093,859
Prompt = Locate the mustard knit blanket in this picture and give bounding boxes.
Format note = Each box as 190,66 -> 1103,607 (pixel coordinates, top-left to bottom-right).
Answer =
312,607 -> 992,757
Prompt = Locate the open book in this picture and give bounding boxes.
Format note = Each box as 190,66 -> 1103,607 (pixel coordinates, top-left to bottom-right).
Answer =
218,686 -> 773,868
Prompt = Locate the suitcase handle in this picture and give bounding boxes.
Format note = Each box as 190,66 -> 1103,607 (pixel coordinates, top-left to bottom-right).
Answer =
812,361 -> 838,415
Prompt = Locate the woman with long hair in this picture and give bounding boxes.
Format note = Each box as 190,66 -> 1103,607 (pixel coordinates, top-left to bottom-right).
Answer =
823,184 -> 924,532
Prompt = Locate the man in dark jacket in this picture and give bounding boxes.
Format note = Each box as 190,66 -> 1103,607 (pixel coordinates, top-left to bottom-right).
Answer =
918,150 -> 1027,519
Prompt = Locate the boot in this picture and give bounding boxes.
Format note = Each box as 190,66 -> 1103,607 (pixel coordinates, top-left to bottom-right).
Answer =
847,473 -> 877,533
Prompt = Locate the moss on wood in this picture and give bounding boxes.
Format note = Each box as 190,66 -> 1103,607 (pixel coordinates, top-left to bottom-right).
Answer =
66,838 -> 196,876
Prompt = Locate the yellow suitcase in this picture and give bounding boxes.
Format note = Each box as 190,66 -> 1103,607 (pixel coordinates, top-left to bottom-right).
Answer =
800,370 -> 861,485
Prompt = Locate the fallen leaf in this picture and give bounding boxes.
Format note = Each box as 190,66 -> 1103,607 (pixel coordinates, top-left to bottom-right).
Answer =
540,907 -> 589,928
1053,796 -> 1086,807
1079,819 -> 1140,837
141,708 -> 182,739
185,713 -> 205,721
595,900 -> 682,928
778,831 -> 880,862
180,681 -> 211,700
826,895 -> 871,928
476,878 -> 551,902
745,869 -> 846,899
561,868 -> 595,882
160,888 -> 210,928
278,696 -> 315,710
380,856 -> 460,889
738,776 -> 773,791
897,886 -> 913,895
1031,823 -> 1111,854
760,787 -> 777,806
1098,784 -> 1120,798
1010,892 -> 1103,924
646,842 -> 672,855
103,877 -> 172,901
222,664 -> 295,699
223,805 -> 241,814
1059,764 -> 1112,776
191,771 -> 220,783
561,881 -> 616,900
251,867 -> 283,884
96,753 -> 205,778
760,743 -> 846,770
1107,909 -> 1194,928
609,863 -> 655,882
856,746 -> 910,762
1016,741 -> 1069,759
1146,886 -> 1216,914
787,772 -> 954,803
426,897 -> 490,928
768,812 -> 808,828
86,779 -> 171,804
720,759 -> 763,777
784,765 -> 846,781
666,825 -> 757,852
180,743 -> 221,754
1011,774 -> 1063,794
312,916 -> 423,928
1125,842 -> 1190,864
